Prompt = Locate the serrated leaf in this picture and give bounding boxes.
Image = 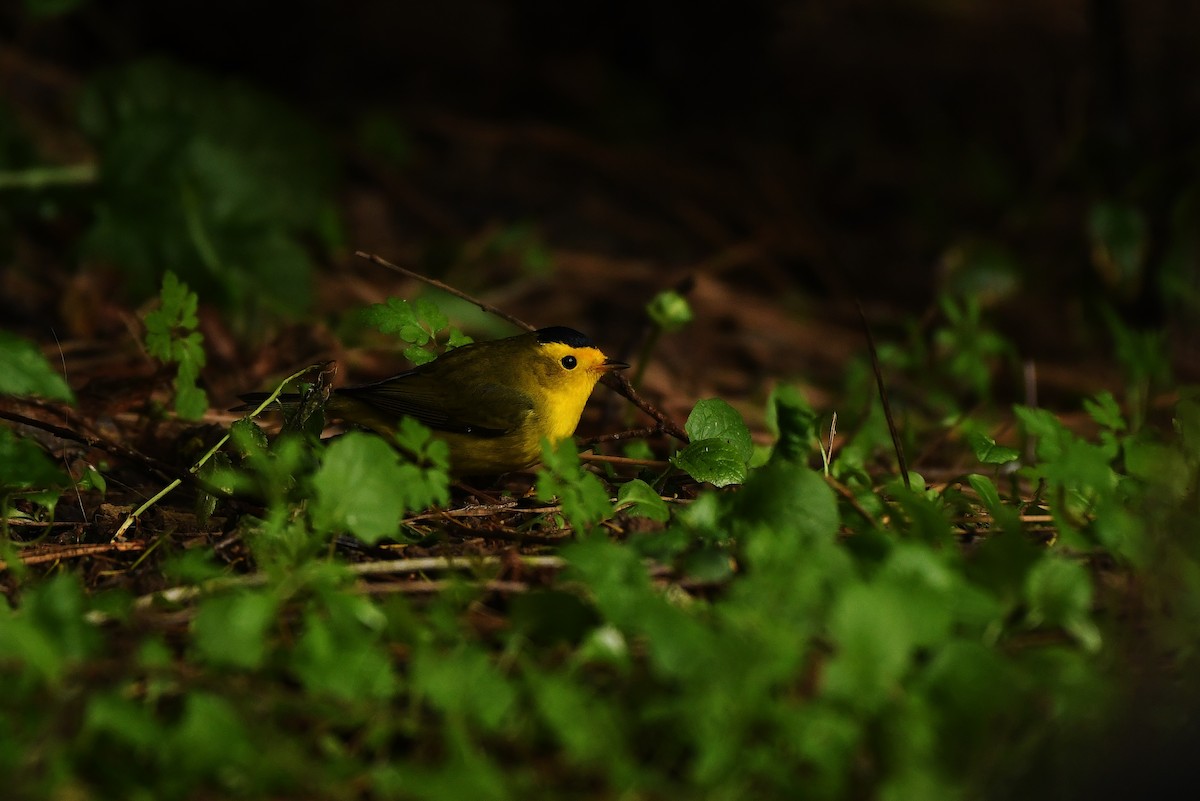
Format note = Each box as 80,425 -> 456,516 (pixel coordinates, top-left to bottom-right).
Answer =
0,331 -> 74,402
536,439 -> 613,532
1083,391 -> 1126,432
363,297 -> 419,334
403,344 -> 436,366
310,432 -> 408,543
415,296 -> 448,332
446,328 -> 474,349
671,437 -> 747,487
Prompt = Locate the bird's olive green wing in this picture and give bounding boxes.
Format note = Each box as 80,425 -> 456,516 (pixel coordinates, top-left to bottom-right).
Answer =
335,371 -> 534,437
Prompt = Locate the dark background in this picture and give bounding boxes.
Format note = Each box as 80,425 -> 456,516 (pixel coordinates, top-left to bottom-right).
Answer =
5,0 -> 1200,385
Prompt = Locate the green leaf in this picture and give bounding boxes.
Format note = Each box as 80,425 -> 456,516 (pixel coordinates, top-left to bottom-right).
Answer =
646,289 -> 693,332
672,437 -> 748,487
767,384 -> 819,462
310,432 -> 409,543
615,478 -> 670,522
363,297 -> 420,336
191,590 -> 278,669
414,296 -> 448,333
685,398 -> 753,463
966,473 -> 1002,511
966,431 -> 1020,465
403,344 -> 436,366
392,416 -> 452,510
0,331 -> 74,401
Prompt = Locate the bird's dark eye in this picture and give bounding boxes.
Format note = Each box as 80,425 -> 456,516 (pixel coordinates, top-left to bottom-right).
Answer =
561,355 -> 577,370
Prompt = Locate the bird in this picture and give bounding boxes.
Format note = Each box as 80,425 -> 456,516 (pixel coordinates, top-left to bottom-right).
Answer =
238,326 -> 628,475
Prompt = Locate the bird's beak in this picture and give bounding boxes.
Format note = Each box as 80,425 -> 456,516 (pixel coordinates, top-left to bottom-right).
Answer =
594,357 -> 629,374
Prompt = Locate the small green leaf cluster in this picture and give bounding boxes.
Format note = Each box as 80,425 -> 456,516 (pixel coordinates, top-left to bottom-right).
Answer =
143,271 -> 208,420
535,438 -> 614,533
362,296 -> 473,365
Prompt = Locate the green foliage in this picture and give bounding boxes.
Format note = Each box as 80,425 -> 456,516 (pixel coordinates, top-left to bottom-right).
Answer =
536,438 -> 613,534
671,398 -> 753,486
310,428 -> 450,545
143,271 -> 208,420
79,59 -> 336,317
7,287 -> 1200,801
0,331 -> 74,402
362,296 -> 473,365
0,427 -> 69,515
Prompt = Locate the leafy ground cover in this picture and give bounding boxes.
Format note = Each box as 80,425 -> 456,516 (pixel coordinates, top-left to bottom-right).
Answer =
4,4 -> 1200,800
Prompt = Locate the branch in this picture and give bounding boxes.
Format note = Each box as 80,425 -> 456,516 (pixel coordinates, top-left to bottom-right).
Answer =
354,250 -> 535,333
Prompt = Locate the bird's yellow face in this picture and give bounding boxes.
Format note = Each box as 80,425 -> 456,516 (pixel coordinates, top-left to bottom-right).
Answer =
527,338 -> 626,443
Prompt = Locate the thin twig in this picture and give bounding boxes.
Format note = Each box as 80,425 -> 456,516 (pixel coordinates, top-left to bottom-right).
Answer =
354,250 -> 535,333
856,300 -> 910,490
580,453 -> 673,470
0,540 -> 146,572
602,372 -> 689,443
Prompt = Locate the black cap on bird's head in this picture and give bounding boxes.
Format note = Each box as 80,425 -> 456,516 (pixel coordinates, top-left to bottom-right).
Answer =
535,326 -> 594,349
